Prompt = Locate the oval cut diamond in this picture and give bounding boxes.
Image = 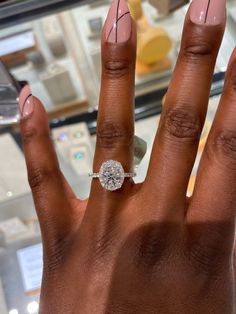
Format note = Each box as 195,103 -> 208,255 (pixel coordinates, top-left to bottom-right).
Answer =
99,160 -> 125,191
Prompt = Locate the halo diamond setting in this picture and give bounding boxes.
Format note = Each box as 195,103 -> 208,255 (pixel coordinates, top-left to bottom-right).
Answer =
99,160 -> 124,191
89,160 -> 136,191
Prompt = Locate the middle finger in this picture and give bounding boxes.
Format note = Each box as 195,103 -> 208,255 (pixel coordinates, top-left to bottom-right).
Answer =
144,0 -> 226,220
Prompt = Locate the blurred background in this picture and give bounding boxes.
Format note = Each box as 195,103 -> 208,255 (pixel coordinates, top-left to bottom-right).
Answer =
0,0 -> 235,313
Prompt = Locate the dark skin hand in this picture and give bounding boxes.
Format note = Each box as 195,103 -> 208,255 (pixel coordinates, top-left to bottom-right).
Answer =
18,0 -> 236,313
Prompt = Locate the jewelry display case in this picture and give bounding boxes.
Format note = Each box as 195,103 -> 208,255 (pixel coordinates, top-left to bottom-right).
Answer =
0,1 -> 235,313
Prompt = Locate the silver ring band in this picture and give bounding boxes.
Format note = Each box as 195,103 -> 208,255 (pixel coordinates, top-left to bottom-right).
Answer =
89,172 -> 136,178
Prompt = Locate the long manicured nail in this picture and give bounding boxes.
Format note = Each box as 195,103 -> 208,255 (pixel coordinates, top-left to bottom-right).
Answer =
190,0 -> 226,25
19,85 -> 34,118
105,0 -> 132,43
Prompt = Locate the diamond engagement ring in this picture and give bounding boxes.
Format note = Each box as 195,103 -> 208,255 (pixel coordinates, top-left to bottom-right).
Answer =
89,160 -> 136,191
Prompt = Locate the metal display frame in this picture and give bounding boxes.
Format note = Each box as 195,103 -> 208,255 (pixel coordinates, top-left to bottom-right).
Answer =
0,0 -> 94,28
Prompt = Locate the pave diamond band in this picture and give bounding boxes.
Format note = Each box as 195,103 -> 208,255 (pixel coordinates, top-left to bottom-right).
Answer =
90,173 -> 135,178
89,160 -> 136,191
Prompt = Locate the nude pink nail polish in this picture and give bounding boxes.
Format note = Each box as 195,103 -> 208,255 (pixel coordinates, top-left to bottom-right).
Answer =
19,85 -> 34,118
105,0 -> 132,43
190,0 -> 226,25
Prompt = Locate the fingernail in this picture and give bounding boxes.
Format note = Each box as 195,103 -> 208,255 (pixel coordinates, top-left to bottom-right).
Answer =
190,0 -> 226,25
19,85 -> 34,118
105,0 -> 132,43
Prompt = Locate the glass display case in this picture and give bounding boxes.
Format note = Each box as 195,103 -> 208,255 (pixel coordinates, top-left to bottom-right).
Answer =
0,0 -> 235,313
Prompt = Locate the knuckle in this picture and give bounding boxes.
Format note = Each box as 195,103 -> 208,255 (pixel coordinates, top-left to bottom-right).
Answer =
232,75 -> 236,94
188,241 -> 225,275
93,232 -> 115,260
103,59 -> 130,79
133,225 -> 172,269
44,233 -> 73,273
187,226 -> 228,275
228,62 -> 236,94
107,302 -> 157,314
163,107 -> 201,142
97,122 -> 133,149
182,39 -> 214,62
21,125 -> 50,146
28,166 -> 57,190
21,127 -> 37,145
85,223 -> 119,265
208,131 -> 236,164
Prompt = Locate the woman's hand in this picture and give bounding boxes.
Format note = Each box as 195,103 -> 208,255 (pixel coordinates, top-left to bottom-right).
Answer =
19,0 -> 236,313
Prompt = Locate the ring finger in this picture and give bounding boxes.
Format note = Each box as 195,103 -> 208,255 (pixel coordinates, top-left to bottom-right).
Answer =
86,0 -> 137,215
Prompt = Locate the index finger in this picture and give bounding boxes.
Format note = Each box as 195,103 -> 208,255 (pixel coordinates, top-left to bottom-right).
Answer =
19,86 -> 79,242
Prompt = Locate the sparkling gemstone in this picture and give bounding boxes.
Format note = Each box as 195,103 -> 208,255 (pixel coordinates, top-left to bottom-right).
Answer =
99,160 -> 125,191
